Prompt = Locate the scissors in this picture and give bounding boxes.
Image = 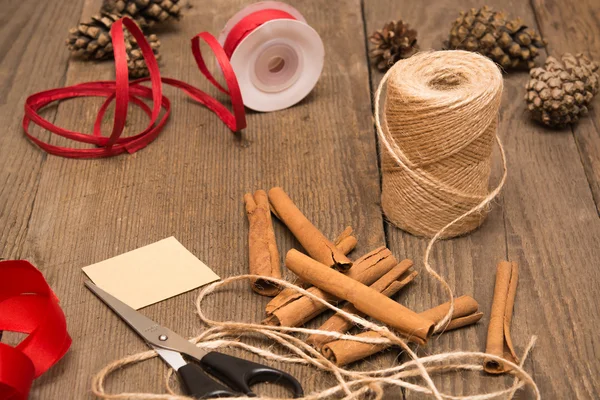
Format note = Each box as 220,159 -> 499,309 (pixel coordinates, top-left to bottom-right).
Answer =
85,282 -> 304,398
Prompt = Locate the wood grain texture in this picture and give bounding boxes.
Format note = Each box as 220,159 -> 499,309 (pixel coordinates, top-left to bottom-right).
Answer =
530,0 -> 600,212
0,0 -> 83,260
364,0 -> 600,398
363,2 -> 509,397
507,1 -> 600,397
16,0 -> 385,398
2,0 -> 600,398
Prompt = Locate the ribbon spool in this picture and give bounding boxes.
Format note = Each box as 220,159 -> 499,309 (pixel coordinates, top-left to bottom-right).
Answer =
218,1 -> 325,112
0,260 -> 71,400
22,2 -> 324,159
376,51 -> 503,239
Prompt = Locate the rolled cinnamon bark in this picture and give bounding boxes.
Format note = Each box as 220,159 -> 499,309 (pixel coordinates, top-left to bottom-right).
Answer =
333,227 -> 358,255
306,266 -> 418,349
336,236 -> 358,256
484,261 -> 519,374
268,187 -> 352,270
284,250 -> 434,344
265,228 -> 357,314
244,190 -> 281,296
263,247 -> 401,326
322,295 -> 483,366
419,295 -> 479,325
445,312 -> 484,331
322,331 -> 387,367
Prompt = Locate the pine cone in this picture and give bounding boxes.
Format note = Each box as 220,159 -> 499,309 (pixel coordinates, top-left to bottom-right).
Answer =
102,0 -> 182,28
126,33 -> 161,78
66,13 -> 161,78
445,6 -> 545,69
66,13 -> 120,60
525,53 -> 599,128
369,20 -> 418,71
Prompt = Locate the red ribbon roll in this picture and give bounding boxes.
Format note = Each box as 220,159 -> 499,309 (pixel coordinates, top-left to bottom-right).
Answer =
23,10 -> 299,159
0,260 -> 72,400
223,9 -> 295,57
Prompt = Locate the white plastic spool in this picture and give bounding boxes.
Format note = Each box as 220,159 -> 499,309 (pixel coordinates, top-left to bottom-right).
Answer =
218,1 -> 325,112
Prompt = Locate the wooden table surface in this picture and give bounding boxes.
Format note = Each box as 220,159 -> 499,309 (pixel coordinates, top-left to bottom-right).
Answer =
1,0 -> 599,398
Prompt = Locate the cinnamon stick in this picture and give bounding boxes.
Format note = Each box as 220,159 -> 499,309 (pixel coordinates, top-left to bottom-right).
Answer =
244,190 -> 282,296
444,312 -> 484,330
333,226 -> 358,255
265,227 -> 357,314
419,295 -> 480,326
306,265 -> 418,349
322,295 -> 483,366
484,261 -> 519,374
263,247 -> 400,326
268,187 -> 352,270
322,331 -> 388,367
283,250 -> 434,344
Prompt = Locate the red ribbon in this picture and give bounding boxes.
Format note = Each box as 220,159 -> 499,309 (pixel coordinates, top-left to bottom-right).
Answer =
223,9 -> 296,57
22,10 -> 298,159
0,260 -> 71,400
23,17 -> 245,159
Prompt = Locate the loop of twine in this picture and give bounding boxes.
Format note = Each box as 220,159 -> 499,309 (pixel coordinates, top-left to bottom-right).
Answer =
90,51 -> 532,400
91,276 -> 538,400
378,50 -> 504,239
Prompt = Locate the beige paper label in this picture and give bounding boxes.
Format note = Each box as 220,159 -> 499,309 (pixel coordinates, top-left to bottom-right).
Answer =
83,237 -> 220,309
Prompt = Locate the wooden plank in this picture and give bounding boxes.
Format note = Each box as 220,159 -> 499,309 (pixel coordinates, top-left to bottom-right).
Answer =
516,0 -> 600,397
362,2 -> 509,398
0,0 -> 83,260
530,0 -> 600,211
21,0 -> 384,398
364,0 -> 600,398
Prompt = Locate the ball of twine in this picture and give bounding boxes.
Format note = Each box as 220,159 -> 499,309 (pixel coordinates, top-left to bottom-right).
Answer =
378,51 -> 504,238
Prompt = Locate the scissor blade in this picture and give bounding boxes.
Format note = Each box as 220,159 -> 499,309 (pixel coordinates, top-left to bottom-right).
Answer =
85,281 -> 163,340
85,281 -> 209,361
154,347 -> 187,370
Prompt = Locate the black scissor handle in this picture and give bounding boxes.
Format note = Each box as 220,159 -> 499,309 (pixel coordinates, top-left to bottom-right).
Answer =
201,351 -> 304,398
178,363 -> 238,399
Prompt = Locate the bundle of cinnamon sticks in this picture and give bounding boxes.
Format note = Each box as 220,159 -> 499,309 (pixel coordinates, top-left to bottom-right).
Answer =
244,187 -> 518,374
244,187 -> 520,369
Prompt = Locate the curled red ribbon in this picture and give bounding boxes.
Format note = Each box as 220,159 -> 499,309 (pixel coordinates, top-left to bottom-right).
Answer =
222,9 -> 295,57
23,17 -> 246,159
23,9 -> 305,159
0,260 -> 71,399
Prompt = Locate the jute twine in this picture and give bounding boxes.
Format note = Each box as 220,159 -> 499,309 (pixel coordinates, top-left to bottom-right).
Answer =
91,277 -> 538,400
90,51 -> 535,399
379,51 -> 504,238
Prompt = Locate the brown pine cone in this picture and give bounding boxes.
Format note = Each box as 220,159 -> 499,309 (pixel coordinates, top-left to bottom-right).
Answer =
445,6 -> 545,70
66,13 -> 161,78
369,20 -> 418,71
125,33 -> 161,78
525,53 -> 599,127
102,0 -> 182,28
66,13 -> 121,60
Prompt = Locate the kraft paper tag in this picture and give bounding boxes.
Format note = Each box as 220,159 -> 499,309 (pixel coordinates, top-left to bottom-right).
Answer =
82,237 -> 220,309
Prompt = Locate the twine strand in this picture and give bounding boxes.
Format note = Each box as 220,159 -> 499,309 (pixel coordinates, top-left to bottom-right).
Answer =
91,276 -> 538,400
374,51 -> 507,334
378,50 -> 504,240
91,51 -> 533,400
